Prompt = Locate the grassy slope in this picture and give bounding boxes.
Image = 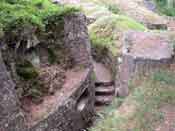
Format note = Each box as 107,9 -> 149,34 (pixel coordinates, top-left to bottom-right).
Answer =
81,0 -> 146,57
90,70 -> 175,131
89,14 -> 146,56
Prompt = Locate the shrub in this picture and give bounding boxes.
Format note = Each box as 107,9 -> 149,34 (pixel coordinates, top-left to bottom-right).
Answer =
0,0 -> 80,31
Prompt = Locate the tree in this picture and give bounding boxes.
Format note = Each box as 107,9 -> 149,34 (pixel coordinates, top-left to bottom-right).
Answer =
167,0 -> 175,8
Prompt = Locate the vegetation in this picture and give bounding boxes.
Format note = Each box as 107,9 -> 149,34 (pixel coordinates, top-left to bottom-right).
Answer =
0,0 -> 79,32
89,14 -> 146,56
15,59 -> 44,103
90,70 -> 175,131
155,0 -> 175,16
16,59 -> 39,80
107,4 -> 120,14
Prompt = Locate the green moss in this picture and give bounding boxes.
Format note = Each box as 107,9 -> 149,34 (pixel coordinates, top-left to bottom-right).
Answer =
89,14 -> 146,56
0,0 -> 80,31
16,60 -> 39,80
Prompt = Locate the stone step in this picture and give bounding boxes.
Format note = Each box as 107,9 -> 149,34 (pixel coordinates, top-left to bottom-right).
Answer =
95,95 -> 114,105
95,81 -> 114,87
95,86 -> 115,96
93,61 -> 112,83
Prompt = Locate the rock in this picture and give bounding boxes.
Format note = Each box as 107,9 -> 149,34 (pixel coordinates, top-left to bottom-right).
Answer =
64,13 -> 92,68
0,12 -> 95,131
0,52 -> 26,131
95,95 -> 113,105
116,31 -> 174,97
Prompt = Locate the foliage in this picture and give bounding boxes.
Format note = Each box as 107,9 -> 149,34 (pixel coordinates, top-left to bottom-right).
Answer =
0,0 -> 79,31
16,59 -> 39,80
89,14 -> 146,56
155,0 -> 175,16
153,70 -> 175,85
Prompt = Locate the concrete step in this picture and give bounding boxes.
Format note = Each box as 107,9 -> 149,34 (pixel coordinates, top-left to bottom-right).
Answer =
93,61 -> 112,83
95,86 -> 115,95
95,95 -> 113,106
95,81 -> 114,87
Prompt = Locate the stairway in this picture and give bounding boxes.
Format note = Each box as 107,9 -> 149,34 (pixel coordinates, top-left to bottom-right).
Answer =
93,61 -> 115,109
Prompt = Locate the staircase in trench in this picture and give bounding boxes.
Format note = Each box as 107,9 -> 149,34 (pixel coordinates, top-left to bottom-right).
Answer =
93,61 -> 115,110
79,62 -> 115,131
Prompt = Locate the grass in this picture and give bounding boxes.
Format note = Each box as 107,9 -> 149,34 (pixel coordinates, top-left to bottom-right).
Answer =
89,14 -> 146,56
0,0 -> 79,32
90,69 -> 175,131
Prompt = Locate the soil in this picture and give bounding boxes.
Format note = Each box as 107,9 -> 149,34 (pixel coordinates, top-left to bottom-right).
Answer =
22,68 -> 90,127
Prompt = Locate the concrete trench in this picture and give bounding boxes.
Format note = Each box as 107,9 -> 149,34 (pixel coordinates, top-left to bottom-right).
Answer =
0,1 -> 175,130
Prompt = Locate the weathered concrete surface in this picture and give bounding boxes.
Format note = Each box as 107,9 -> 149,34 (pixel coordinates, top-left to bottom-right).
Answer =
124,31 -> 173,60
93,61 -> 112,83
0,12 -> 95,131
0,52 -> 26,131
30,68 -> 95,131
116,31 -> 174,97
64,13 -> 92,68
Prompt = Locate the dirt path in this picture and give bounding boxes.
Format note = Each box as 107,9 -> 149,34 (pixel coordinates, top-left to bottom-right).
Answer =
155,105 -> 175,131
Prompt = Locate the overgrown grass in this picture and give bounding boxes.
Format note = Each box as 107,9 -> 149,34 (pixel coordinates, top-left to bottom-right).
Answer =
90,70 -> 175,131
0,0 -> 79,31
155,0 -> 175,16
89,14 -> 146,56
